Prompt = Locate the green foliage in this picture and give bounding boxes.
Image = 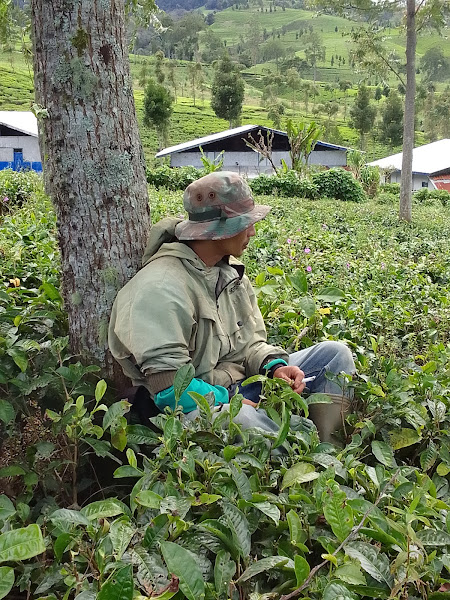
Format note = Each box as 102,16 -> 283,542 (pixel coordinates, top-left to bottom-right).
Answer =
381,90 -> 403,146
285,118 -> 324,174
414,188 -> 450,207
312,168 -> 367,202
143,77 -> 174,147
350,84 -> 377,147
250,171 -> 320,199
379,182 -> 400,195
146,165 -> 202,190
0,169 -> 43,213
211,52 -> 245,126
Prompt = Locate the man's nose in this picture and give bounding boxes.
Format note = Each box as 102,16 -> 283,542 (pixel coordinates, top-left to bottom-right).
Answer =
248,224 -> 256,237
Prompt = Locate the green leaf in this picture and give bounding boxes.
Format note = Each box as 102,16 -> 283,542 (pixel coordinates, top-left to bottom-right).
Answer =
163,416 -> 183,451
135,490 -> 163,509
126,425 -> 160,445
388,428 -> 421,450
237,556 -> 291,583
345,541 -> 393,586
371,440 -> 396,467
0,524 -> 45,563
273,402 -> 290,449
294,555 -> 310,586
95,379 -> 107,403
252,502 -> 280,525
0,400 -> 15,425
298,296 -> 316,318
230,463 -> 252,500
416,529 -> 450,546
7,347 -> 28,372
287,509 -> 303,547
97,565 -> 133,600
420,441 -> 438,471
229,393 -> 243,420
160,497 -> 191,519
290,270 -> 308,293
323,482 -> 354,542
143,514 -> 169,550
160,541 -> 205,600
102,401 -> 130,431
307,393 -> 333,405
188,391 -> 212,416
323,581 -> 357,600
109,517 -> 135,560
81,499 -> 128,521
281,462 -> 319,490
316,287 -> 345,302
54,533 -> 73,561
0,465 -> 25,478
334,562 -> 366,585
174,364 -> 195,404
214,550 -> 236,598
0,566 -> 14,600
113,465 -> 143,478
222,501 -> 251,558
50,508 -> 90,528
0,496 -> 15,522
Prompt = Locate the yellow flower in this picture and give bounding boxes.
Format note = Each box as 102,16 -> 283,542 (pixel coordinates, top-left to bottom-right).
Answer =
9,277 -> 20,287
318,307 -> 331,315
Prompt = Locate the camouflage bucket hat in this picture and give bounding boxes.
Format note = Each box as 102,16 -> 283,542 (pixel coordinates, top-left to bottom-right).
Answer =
175,171 -> 270,241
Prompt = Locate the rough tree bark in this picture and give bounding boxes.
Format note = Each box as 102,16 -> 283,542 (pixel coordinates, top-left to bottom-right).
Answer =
30,0 -> 151,381
399,0 -> 416,222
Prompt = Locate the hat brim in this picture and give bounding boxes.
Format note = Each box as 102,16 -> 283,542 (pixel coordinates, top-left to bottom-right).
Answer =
175,204 -> 271,241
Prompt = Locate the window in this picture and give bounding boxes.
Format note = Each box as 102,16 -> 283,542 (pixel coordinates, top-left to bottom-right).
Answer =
421,181 -> 429,188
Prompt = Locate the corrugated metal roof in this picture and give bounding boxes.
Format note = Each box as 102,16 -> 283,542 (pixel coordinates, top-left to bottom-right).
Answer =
368,139 -> 450,175
431,175 -> 450,192
155,124 -> 348,158
0,111 -> 38,137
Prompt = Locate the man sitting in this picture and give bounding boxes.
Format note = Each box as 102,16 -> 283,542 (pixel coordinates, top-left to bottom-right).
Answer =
108,171 -> 355,443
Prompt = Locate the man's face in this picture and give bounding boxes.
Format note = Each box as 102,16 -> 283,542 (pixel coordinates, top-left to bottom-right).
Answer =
220,224 -> 256,258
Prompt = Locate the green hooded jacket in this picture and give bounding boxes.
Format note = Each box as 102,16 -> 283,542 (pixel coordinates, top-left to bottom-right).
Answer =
108,217 -> 288,410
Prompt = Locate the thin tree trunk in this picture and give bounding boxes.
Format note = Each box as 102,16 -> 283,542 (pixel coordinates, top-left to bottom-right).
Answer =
399,0 -> 416,222
31,0 -> 151,380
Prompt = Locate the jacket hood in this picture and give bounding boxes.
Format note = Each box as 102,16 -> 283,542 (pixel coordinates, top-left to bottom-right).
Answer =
142,217 -> 185,266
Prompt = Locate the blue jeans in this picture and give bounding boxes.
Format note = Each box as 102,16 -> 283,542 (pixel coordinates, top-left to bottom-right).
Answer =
185,341 -> 355,442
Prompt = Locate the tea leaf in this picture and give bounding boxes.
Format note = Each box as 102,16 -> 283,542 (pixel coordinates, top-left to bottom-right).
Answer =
174,364 -> 195,404
214,550 -> 236,597
371,441 -> 396,467
237,556 -> 291,583
97,564 -> 133,600
0,524 -> 45,563
294,555 -> 310,586
0,567 -> 14,600
281,462 -> 319,490
161,541 -> 205,600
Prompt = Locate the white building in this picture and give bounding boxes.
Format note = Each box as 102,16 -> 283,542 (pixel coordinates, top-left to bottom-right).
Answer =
155,124 -> 348,177
0,111 -> 42,172
368,139 -> 450,191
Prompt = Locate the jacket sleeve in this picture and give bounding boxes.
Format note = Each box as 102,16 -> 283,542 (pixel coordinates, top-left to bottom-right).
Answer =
110,272 -> 196,377
242,277 -> 289,376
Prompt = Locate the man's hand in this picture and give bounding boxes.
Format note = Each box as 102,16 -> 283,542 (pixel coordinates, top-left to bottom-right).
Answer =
272,365 -> 306,394
242,398 -> 259,407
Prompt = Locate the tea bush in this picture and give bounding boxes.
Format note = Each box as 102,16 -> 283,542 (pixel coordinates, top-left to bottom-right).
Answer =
0,169 -> 43,213
146,165 -> 202,190
2,184 -> 450,599
379,182 -> 400,195
249,171 -> 320,199
414,187 -> 450,207
312,168 -> 367,203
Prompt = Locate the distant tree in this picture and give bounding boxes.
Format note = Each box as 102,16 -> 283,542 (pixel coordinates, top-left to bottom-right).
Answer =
154,50 -> 165,84
421,47 -> 450,82
374,86 -> 382,101
262,39 -> 286,72
187,61 -> 202,106
303,32 -> 326,82
143,78 -> 173,149
350,84 -> 377,149
286,68 -> 301,109
381,90 -> 403,145
167,60 -> 178,102
211,52 -> 245,127
267,102 -> 285,129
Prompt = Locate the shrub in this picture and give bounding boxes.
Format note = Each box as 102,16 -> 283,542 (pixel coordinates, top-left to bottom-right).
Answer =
359,165 -> 380,198
146,165 -> 202,190
0,169 -> 43,213
312,168 -> 367,202
380,182 -> 400,194
413,188 -> 450,207
376,191 -> 398,204
249,172 -> 319,199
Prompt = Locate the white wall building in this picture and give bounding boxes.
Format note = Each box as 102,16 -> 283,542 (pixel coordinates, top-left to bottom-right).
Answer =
155,125 -> 348,177
368,139 -> 450,191
0,111 -> 42,172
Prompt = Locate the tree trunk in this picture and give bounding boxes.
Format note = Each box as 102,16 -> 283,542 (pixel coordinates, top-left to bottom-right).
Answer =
31,0 -> 151,380
399,0 -> 416,222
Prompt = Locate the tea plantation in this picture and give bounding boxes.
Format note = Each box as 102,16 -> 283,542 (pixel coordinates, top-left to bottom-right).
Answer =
2,170 -> 450,599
